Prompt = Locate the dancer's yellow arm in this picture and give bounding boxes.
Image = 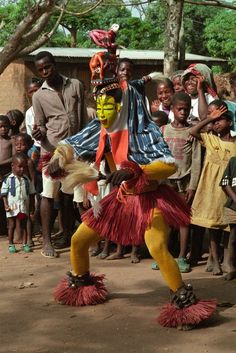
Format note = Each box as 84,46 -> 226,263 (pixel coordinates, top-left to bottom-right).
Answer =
141,160 -> 176,181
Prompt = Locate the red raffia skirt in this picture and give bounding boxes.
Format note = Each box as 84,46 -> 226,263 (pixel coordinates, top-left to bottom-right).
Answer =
82,184 -> 191,246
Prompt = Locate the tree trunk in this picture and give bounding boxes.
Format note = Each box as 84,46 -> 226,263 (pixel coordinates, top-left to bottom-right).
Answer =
70,28 -> 77,48
178,11 -> 185,70
163,0 -> 184,77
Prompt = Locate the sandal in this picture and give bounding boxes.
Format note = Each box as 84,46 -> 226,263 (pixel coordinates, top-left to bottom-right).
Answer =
9,244 -> 17,254
151,261 -> 160,270
97,251 -> 109,259
91,248 -> 102,257
23,244 -> 31,253
177,257 -> 191,273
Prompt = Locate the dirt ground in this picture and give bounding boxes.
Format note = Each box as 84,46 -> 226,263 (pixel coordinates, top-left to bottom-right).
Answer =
1,235 -> 236,353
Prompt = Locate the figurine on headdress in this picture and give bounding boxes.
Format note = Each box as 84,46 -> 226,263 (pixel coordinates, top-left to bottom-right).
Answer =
89,24 -> 119,81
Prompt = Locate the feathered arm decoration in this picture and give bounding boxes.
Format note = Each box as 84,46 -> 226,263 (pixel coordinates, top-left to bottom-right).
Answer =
44,144 -> 99,192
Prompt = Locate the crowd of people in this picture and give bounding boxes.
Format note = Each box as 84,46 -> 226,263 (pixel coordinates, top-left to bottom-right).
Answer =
0,51 -> 236,285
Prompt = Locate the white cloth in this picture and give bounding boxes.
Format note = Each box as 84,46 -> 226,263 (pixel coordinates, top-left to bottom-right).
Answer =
158,103 -> 174,122
25,106 -> 41,147
190,93 -> 215,120
1,173 -> 35,218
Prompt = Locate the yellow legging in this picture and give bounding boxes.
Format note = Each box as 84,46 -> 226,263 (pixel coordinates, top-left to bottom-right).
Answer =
70,208 -> 183,293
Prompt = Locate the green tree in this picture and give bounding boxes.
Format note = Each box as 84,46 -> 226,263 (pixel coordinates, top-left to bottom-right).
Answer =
183,4 -> 218,56
144,0 -> 167,49
204,9 -> 236,70
56,1 -> 157,50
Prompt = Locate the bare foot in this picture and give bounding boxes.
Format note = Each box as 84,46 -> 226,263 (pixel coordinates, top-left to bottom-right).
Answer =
205,257 -> 214,272
131,253 -> 140,263
221,263 -> 231,273
106,252 -> 123,260
14,239 -> 23,244
224,271 -> 236,281
212,263 -> 223,276
41,242 -> 57,258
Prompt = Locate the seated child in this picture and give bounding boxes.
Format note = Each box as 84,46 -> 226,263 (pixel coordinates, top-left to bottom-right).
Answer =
1,153 -> 35,253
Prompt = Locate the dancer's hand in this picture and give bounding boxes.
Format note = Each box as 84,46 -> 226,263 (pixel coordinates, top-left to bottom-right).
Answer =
47,158 -> 60,175
106,169 -> 134,186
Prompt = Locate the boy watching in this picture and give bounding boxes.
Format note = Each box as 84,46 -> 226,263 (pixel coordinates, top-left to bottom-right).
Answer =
161,92 -> 202,272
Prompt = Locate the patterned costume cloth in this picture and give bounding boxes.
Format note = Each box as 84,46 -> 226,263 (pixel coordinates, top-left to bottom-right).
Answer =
53,64 -> 216,329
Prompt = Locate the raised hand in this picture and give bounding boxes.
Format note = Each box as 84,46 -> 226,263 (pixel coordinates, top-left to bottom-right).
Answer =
208,106 -> 228,121
151,99 -> 160,113
196,75 -> 205,92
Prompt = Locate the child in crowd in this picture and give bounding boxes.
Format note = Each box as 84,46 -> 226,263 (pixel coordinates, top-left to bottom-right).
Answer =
25,79 -> 43,231
25,79 -> 42,142
6,109 -> 25,137
0,115 -> 14,180
0,115 -> 14,235
182,63 -> 217,122
190,100 -> 236,275
15,133 -> 36,185
152,110 -> 168,128
150,78 -> 174,122
160,92 -> 202,272
1,153 -> 35,253
220,156 -> 236,280
171,70 -> 184,93
14,133 -> 37,245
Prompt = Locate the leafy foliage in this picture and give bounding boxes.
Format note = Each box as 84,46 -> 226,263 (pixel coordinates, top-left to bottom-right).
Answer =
0,0 -> 235,72
0,0 -> 33,45
204,9 -> 236,70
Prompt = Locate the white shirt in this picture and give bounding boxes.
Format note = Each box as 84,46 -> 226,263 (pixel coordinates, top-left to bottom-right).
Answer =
190,93 -> 215,120
1,173 -> 35,217
25,106 -> 41,147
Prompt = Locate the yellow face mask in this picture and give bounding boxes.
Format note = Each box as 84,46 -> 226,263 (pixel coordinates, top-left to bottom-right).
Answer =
96,94 -> 120,129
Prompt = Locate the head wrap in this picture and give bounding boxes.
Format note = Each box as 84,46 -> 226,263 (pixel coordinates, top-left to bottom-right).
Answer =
182,63 -> 217,97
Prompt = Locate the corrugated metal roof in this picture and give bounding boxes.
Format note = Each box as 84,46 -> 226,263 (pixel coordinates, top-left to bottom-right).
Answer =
24,47 -> 225,63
